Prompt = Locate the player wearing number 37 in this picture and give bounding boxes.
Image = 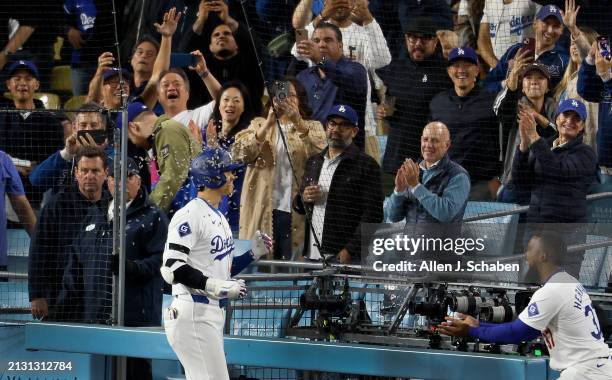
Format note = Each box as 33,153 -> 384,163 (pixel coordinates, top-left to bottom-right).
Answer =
160,147 -> 272,380
439,232 -> 612,379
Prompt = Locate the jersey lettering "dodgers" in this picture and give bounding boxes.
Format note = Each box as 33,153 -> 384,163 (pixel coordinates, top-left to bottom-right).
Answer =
164,198 -> 235,298
519,271 -> 611,370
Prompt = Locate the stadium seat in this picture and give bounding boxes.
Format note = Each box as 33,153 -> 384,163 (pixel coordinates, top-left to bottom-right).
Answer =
35,93 -> 61,110
50,65 -> 73,95
3,92 -> 61,110
64,95 -> 87,111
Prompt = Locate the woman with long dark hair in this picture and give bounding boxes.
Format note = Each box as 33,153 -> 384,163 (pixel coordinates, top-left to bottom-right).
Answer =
207,81 -> 256,232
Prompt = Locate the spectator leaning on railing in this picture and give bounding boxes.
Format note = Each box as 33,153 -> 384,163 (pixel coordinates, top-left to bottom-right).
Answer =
126,102 -> 201,216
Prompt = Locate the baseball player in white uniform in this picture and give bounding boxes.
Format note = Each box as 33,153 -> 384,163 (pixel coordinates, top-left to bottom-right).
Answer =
439,232 -> 612,379
161,147 -> 271,380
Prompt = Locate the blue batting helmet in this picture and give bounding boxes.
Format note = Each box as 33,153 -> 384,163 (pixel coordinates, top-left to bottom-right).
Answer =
189,147 -> 242,189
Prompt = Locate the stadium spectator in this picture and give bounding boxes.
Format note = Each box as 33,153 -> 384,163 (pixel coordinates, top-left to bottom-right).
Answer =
256,0 -> 301,80
233,78 -> 326,261
118,0 -> 166,64
0,150 -> 36,276
64,0 -> 117,96
87,7 -> 182,111
188,2 -> 265,115
291,0 -> 392,161
385,122 -> 470,223
0,60 -> 65,207
531,0 -> 612,39
29,102 -> 113,194
291,0 -> 322,29
296,22 -> 368,149
456,0 -> 485,49
63,157 -> 167,378
429,47 -> 500,200
377,18 -> 452,194
512,98 -> 597,224
157,64 -> 221,131
437,30 -> 459,59
28,146 -> 110,321
126,102 -> 201,215
494,63 -> 557,204
477,0 -> 541,69
130,36 -> 162,99
553,24 -> 599,152
483,4 -> 568,93
0,2 -> 63,89
397,0 -> 453,33
294,104 -> 383,263
577,42 -> 612,185
205,81 -> 256,232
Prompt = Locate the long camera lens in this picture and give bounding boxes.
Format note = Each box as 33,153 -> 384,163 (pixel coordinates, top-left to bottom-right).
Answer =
480,305 -> 515,323
451,295 -> 495,315
408,301 -> 448,321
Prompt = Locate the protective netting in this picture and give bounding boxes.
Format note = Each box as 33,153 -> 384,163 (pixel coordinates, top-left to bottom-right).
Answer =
1,1 -> 612,377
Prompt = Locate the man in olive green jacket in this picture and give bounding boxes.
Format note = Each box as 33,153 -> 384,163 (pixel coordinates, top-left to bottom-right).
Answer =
126,102 -> 201,214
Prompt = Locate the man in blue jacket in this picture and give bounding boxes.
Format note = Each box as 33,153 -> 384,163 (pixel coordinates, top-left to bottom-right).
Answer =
483,5 -> 568,93
385,122 -> 470,224
296,22 -> 368,149
63,157 -> 167,379
577,42 -> 612,184
29,102 -> 113,194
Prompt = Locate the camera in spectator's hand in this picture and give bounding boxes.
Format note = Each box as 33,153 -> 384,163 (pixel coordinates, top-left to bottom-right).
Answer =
272,80 -> 289,102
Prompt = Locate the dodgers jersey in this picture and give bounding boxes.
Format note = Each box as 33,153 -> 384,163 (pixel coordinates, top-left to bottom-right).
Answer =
519,271 -> 611,370
164,197 -> 235,298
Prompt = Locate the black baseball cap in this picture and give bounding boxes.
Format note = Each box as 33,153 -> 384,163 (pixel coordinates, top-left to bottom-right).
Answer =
403,18 -> 438,37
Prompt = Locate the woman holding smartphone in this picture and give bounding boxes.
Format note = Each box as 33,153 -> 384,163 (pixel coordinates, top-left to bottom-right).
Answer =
233,78 -> 326,261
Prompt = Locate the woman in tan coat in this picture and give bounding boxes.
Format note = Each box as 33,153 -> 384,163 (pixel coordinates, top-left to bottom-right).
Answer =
233,78 -> 326,260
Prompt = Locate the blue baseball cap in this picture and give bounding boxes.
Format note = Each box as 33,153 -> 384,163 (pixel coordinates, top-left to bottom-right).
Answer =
557,98 -> 587,121
107,156 -> 140,177
536,5 -> 563,24
326,104 -> 358,127
103,67 -> 132,82
115,101 -> 150,129
448,47 -> 478,65
6,60 -> 40,79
